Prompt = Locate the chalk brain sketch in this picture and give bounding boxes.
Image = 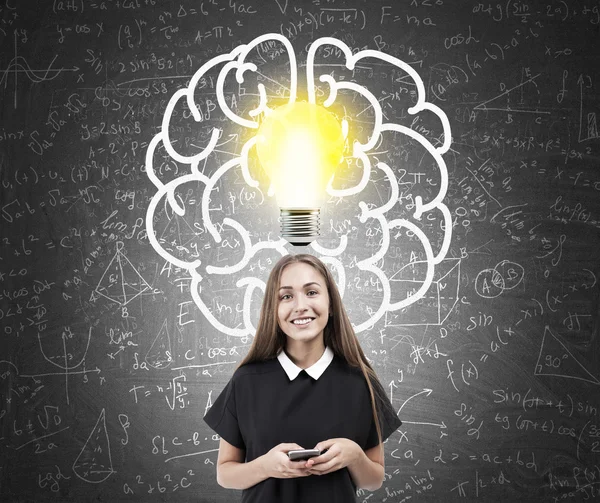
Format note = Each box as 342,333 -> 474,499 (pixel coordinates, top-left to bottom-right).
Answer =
144,34 -> 455,337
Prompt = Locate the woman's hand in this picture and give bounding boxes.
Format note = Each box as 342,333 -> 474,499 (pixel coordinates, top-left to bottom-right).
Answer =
304,438 -> 362,476
259,443 -> 312,479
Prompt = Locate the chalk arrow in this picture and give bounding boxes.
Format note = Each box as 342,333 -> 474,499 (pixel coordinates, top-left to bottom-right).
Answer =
401,420 -> 447,429
397,388 -> 433,414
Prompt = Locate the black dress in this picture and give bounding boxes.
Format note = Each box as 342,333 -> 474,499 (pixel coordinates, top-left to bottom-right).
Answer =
203,350 -> 402,503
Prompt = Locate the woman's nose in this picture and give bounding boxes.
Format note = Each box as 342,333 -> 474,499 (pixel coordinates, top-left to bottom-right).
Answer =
294,295 -> 308,311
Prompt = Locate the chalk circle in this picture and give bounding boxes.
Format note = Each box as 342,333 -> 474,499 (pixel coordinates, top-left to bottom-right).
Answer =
475,268 -> 505,298
475,260 -> 525,298
494,260 -> 524,291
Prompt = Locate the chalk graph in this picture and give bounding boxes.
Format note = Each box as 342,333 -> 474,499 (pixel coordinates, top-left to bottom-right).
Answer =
0,32 -> 80,108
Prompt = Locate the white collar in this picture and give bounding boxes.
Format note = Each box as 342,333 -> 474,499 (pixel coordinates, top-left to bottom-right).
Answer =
277,346 -> 334,381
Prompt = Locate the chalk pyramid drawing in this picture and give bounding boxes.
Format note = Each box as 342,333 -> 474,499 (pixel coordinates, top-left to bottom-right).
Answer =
145,318 -> 173,369
72,408 -> 115,483
160,208 -> 200,249
474,73 -> 545,115
534,326 -> 599,385
95,241 -> 152,306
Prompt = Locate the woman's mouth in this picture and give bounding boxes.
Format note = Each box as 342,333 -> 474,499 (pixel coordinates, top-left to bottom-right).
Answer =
291,317 -> 314,326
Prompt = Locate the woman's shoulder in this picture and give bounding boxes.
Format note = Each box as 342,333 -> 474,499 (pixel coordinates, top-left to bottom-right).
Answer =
332,355 -> 371,382
333,356 -> 385,390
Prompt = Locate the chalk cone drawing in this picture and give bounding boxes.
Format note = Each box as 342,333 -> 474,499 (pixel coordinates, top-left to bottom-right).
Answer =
144,34 -> 454,338
95,241 -> 152,306
534,326 -> 599,385
72,408 -> 115,483
160,207 -> 202,252
145,319 -> 173,369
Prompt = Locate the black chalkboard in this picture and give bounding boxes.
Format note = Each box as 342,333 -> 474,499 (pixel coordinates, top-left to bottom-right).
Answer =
1,0 -> 599,501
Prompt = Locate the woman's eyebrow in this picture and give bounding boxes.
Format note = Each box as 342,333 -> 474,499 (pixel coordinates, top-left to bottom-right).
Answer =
278,282 -> 321,291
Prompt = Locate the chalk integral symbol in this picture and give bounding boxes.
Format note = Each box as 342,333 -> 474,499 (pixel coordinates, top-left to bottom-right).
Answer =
95,241 -> 152,306
72,408 -> 115,483
534,326 -> 600,385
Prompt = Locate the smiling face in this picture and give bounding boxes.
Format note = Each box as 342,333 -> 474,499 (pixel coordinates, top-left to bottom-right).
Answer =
277,262 -> 330,345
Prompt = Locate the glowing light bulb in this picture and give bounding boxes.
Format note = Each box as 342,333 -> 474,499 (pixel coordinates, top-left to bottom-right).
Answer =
256,101 -> 345,246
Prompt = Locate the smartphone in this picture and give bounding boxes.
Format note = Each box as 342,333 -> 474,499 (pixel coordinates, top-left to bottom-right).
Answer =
287,449 -> 321,461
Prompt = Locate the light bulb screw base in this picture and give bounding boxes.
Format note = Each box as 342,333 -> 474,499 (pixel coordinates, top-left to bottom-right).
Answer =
280,208 -> 320,246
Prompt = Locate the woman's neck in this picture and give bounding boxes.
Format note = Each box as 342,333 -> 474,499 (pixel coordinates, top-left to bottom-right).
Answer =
285,339 -> 326,369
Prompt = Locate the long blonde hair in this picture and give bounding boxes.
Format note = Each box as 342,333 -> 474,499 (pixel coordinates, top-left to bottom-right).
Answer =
236,253 -> 388,457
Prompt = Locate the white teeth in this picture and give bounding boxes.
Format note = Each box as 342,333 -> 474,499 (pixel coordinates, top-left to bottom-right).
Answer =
292,318 -> 312,325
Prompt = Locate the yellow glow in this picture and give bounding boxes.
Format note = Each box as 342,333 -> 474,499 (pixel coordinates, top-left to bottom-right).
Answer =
255,102 -> 344,208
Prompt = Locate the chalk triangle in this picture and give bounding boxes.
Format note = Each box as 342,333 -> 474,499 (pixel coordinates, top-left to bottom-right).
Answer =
534,326 -> 599,385
474,73 -> 544,114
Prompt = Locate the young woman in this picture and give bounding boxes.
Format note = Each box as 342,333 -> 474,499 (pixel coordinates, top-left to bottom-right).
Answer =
203,253 -> 402,502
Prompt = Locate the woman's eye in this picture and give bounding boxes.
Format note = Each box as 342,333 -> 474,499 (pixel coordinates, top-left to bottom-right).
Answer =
280,294 -> 291,300
307,290 -> 318,296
